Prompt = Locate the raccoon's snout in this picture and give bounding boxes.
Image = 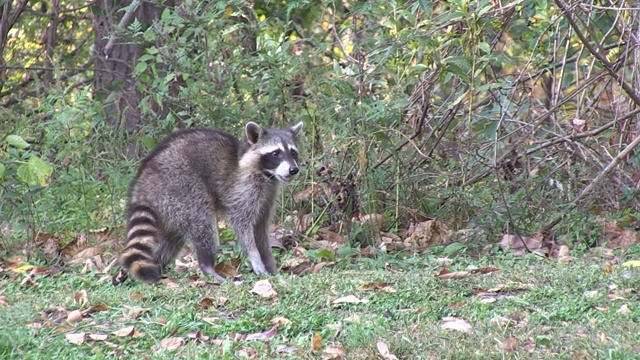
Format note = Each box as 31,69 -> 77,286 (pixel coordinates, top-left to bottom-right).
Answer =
289,167 -> 299,175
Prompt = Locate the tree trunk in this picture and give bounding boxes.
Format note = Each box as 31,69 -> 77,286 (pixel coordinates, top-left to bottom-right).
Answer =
93,0 -> 173,132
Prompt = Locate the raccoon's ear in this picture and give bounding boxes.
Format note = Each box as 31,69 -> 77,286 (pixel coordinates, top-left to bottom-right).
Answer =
245,122 -> 264,144
290,122 -> 304,137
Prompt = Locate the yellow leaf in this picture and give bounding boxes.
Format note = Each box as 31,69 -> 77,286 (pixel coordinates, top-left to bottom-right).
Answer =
12,264 -> 36,273
621,260 -> 640,268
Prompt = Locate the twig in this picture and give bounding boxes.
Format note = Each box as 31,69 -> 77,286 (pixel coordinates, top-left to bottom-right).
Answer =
554,0 -> 640,107
103,0 -> 141,58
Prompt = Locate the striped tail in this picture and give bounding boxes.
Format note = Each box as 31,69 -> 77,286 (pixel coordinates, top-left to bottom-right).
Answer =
120,204 -> 161,284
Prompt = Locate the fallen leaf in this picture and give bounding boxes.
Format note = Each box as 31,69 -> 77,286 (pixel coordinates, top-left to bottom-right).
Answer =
66,332 -> 86,345
250,280 -> 278,299
376,340 -> 398,360
124,305 -> 150,319
88,333 -> 108,341
74,289 -> 89,307
71,247 -> 104,263
66,310 -> 84,323
270,316 -> 291,327
112,326 -> 135,338
357,282 -> 397,293
83,303 -> 108,316
498,337 -> 519,352
617,304 -> 630,314
187,331 -> 210,343
236,347 -> 257,358
12,264 -> 36,273
245,326 -> 277,341
435,269 -> 470,279
603,221 -> 638,250
471,267 -> 501,275
158,337 -> 185,351
311,333 -> 322,351
324,345 -> 347,358
275,344 -> 298,354
403,220 -> 452,251
214,259 -> 239,279
621,260 -> 640,268
359,213 -> 385,231
198,297 -> 216,310
499,232 -> 546,256
441,317 -> 472,333
332,295 -> 369,305
0,296 -> 8,306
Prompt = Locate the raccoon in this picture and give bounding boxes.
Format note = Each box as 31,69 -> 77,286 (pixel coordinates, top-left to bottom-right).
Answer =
119,121 -> 303,284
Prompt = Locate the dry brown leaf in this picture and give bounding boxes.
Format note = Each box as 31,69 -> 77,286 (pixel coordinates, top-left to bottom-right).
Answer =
376,340 -> 399,360
324,345 -> 347,358
187,331 -> 210,343
0,296 -> 8,306
82,303 -> 108,316
158,337 -> 185,351
317,230 -> 346,245
70,247 -> 104,263
112,325 -> 135,338
275,344 -> 298,354
332,295 -> 369,305
404,220 -> 452,251
435,269 -> 470,280
214,259 -> 238,279
617,304 -> 630,314
441,317 -> 472,333
282,255 -> 309,269
245,326 -> 277,341
270,316 -> 292,327
603,221 -> 638,250
74,289 -> 89,307
66,332 -> 86,345
236,347 -> 257,358
498,337 -> 519,352
124,305 -> 150,319
250,280 -> 278,299
548,244 -> 572,262
198,297 -> 216,310
88,333 -> 108,341
311,333 -> 323,351
357,282 -> 397,293
66,310 -> 84,323
359,214 -> 385,231
499,232 -> 546,256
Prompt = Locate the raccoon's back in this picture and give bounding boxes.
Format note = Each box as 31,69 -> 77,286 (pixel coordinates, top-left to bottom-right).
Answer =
121,128 -> 241,283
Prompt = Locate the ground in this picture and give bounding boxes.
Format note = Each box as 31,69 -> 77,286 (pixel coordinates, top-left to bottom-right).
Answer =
1,247 -> 639,359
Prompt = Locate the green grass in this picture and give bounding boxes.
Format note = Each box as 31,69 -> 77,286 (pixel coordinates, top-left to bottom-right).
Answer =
1,250 -> 640,359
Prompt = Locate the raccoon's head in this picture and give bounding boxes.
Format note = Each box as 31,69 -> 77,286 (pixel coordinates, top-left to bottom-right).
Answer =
241,121 -> 304,182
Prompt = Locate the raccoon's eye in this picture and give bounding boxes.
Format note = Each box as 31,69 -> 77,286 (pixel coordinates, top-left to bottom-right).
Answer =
290,149 -> 298,157
271,150 -> 281,157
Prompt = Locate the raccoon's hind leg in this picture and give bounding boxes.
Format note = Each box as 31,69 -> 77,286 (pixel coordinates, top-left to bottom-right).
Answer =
120,205 -> 162,284
155,230 -> 185,272
176,211 -> 225,282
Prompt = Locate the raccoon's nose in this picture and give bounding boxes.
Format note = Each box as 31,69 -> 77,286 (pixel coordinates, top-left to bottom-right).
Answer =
289,167 -> 299,175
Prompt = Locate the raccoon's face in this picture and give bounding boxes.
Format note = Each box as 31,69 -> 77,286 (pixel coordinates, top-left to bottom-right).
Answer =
244,122 -> 303,182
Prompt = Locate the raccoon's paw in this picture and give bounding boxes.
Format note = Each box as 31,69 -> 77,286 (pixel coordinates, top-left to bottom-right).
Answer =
248,258 -> 271,276
200,264 -> 227,282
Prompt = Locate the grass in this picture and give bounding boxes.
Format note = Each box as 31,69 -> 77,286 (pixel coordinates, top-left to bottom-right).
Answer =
1,247 -> 640,359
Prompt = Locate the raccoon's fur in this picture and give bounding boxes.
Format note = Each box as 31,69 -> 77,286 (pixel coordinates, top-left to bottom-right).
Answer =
120,121 -> 303,284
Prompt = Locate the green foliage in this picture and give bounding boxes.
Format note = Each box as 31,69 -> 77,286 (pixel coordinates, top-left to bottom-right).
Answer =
2,0 -> 640,247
